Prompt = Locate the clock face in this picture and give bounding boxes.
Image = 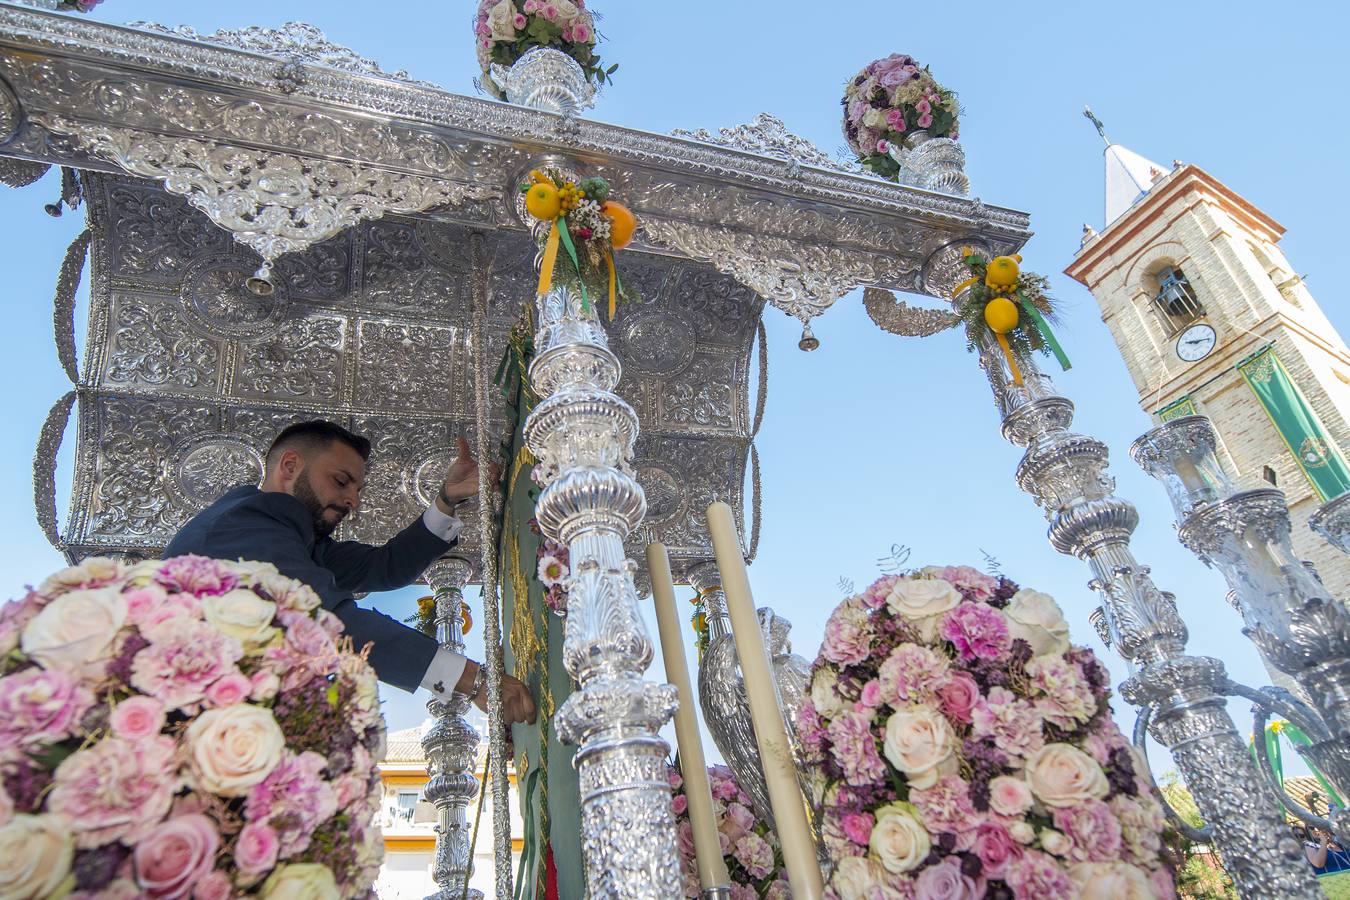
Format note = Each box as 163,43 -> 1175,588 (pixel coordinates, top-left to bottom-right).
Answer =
1176,323 -> 1217,362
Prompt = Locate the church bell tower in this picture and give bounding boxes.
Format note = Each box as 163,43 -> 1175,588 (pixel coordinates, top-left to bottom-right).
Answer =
1065,124 -> 1350,599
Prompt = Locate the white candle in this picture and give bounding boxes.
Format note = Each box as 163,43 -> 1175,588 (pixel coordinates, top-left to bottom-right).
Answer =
646,541 -> 730,891
706,502 -> 824,900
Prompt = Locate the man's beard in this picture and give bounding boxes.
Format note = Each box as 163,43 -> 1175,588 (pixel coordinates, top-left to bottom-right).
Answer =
293,470 -> 347,538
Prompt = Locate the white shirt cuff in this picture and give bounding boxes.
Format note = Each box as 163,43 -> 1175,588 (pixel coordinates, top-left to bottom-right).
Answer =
421,647 -> 469,700
421,504 -> 464,543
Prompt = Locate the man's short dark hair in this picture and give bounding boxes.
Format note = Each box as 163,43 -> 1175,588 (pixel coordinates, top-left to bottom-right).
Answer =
267,420 -> 371,467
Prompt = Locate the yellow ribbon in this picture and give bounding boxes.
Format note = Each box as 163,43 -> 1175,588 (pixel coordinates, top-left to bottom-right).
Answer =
537,219 -> 561,297
604,244 -> 617,320
995,332 -> 1024,386
950,275 -> 980,299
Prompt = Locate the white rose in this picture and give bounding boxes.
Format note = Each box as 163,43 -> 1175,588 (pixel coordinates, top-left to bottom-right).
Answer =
261,863 -> 340,900
0,814 -> 74,899
553,0 -> 582,23
1069,862 -> 1154,900
810,666 -> 845,718
1040,828 -> 1072,856
830,856 -> 888,900
123,559 -> 163,587
1025,743 -> 1110,808
862,107 -> 885,129
1008,821 -> 1035,844
21,586 -> 127,674
885,578 -> 960,641
1005,589 -> 1071,656
486,0 -> 517,41
185,704 -> 286,797
883,706 -> 955,789
202,589 -> 278,650
869,803 -> 931,874
40,557 -> 123,594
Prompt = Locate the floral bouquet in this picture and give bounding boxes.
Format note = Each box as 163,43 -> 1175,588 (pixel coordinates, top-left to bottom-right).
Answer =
669,763 -> 791,900
842,54 -> 959,180
0,555 -> 385,899
57,0 -> 103,11
798,565 -> 1174,899
951,249 -> 1070,388
530,518 -> 570,616
476,0 -> 616,97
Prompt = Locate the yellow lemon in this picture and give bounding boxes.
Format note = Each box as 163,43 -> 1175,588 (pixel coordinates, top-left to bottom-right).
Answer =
525,182 -> 561,220
602,200 -> 637,249
984,296 -> 1020,334
985,255 -> 1021,291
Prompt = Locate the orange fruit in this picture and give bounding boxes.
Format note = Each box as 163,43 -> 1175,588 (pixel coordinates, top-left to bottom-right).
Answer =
983,296 -> 1020,334
985,255 -> 1021,291
602,200 -> 637,249
525,182 -> 561,220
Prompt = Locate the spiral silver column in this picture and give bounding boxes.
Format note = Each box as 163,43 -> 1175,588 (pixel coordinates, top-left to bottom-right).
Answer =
421,558 -> 483,900
524,285 -> 681,898
971,333 -> 1319,898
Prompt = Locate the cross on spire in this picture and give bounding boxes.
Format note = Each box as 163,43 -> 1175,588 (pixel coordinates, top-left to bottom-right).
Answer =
1083,106 -> 1110,146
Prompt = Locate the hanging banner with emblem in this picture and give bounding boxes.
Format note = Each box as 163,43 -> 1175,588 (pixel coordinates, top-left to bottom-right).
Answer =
1238,346 -> 1350,501
1156,395 -> 1198,423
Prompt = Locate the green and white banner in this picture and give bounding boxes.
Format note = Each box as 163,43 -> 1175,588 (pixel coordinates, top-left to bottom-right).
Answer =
1238,346 -> 1350,501
1156,395 -> 1198,423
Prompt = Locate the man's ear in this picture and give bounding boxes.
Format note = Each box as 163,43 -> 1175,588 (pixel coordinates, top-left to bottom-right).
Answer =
278,449 -> 304,484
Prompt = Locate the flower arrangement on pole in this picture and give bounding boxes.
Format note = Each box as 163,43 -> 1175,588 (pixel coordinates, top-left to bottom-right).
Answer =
531,517 -> 570,616
951,249 -> 1071,387
669,763 -> 792,900
521,167 -> 640,319
798,565 -> 1174,899
842,54 -> 960,180
476,0 -> 617,98
0,555 -> 385,899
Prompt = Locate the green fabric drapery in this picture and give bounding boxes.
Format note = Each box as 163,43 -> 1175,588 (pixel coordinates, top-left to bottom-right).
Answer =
1156,395 -> 1198,422
1238,346 -> 1350,501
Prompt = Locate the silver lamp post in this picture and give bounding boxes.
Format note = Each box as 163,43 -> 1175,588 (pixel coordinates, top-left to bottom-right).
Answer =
1311,490 -> 1350,554
421,558 -> 483,900
968,330 -> 1320,898
1132,415 -> 1350,832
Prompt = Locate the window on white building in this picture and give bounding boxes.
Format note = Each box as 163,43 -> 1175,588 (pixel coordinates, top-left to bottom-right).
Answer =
397,790 -> 420,822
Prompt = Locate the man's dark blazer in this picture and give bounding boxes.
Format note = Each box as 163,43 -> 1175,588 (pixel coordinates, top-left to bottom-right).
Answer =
164,485 -> 451,693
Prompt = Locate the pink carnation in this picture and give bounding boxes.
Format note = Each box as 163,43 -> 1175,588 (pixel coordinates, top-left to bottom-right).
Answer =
133,813 -> 219,899
245,751 -> 338,856
940,603 -> 1011,662
0,665 -> 93,759
822,599 -> 873,666
709,765 -> 740,802
1148,867 -> 1175,898
1027,655 -> 1097,729
155,556 -> 238,597
935,671 -> 980,724
910,774 -> 977,838
878,643 -> 950,705
192,872 -> 232,900
840,810 -> 874,846
111,695 -> 167,741
939,566 -> 998,601
131,618 -> 243,710
972,820 -> 1023,879
1007,850 -> 1075,898
1053,799 -> 1123,863
235,820 -> 281,875
732,832 -> 775,880
915,856 -> 983,900
48,735 -> 178,848
858,679 -> 884,709
827,709 -> 888,787
971,687 -> 1045,760
126,586 -> 202,628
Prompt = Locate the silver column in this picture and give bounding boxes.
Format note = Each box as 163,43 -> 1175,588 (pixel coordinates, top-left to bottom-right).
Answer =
421,558 -> 483,900
1311,490 -> 1350,554
975,337 -> 1318,898
1133,416 -> 1350,812
525,285 -> 681,898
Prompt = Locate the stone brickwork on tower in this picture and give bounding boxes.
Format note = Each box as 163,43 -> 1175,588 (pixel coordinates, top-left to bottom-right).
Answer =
1067,158 -> 1350,602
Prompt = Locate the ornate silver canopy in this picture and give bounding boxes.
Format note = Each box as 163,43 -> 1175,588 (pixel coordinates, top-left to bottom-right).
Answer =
0,5 -> 1031,576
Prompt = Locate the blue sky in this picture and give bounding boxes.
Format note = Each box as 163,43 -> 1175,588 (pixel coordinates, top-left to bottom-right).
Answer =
2,0 -> 1347,775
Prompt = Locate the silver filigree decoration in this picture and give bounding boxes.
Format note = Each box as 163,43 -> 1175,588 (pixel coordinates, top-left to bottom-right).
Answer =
53,227 -> 89,383
46,119 -> 498,285
863,286 -> 958,337
672,113 -> 863,176
0,158 -> 48,187
126,21 -> 436,88
33,390 -> 75,551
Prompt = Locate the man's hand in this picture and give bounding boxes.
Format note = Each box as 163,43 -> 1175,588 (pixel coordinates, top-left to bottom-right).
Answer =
475,672 -> 538,726
438,436 -> 502,508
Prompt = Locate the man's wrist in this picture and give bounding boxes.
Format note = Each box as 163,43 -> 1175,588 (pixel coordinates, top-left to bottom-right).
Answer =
454,660 -> 484,698
437,487 -> 468,513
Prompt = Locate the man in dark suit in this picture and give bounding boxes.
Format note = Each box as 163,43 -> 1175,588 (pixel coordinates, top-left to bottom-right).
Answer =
166,419 -> 536,725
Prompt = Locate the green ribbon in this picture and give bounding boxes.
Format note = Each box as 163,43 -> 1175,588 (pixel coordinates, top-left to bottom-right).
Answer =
555,215 -> 589,313
1016,290 -> 1071,372
1280,722 -> 1346,808
513,765 -> 543,900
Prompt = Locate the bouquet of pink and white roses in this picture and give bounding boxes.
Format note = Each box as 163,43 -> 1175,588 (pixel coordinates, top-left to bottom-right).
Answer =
842,54 -> 960,180
669,763 -> 791,900
799,565 -> 1174,899
0,555 -> 386,899
476,0 -> 617,98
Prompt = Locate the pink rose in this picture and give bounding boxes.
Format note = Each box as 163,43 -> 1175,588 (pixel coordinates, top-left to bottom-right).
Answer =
513,12 -> 527,27
111,696 -> 167,741
235,820 -> 280,875
916,98 -> 933,117
671,794 -> 688,815
972,821 -> 1022,879
720,802 -> 755,845
49,736 -> 178,848
858,680 -> 883,709
915,856 -> 982,900
918,113 -> 934,129
988,775 -> 1034,817
542,3 -> 557,20
204,671 -> 251,708
192,871 -> 231,900
134,813 -> 219,899
573,22 -> 591,41
667,768 -> 683,791
936,672 -> 980,724
876,139 -> 891,154
885,108 -> 907,130
0,666 -> 93,759
249,670 -> 280,702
